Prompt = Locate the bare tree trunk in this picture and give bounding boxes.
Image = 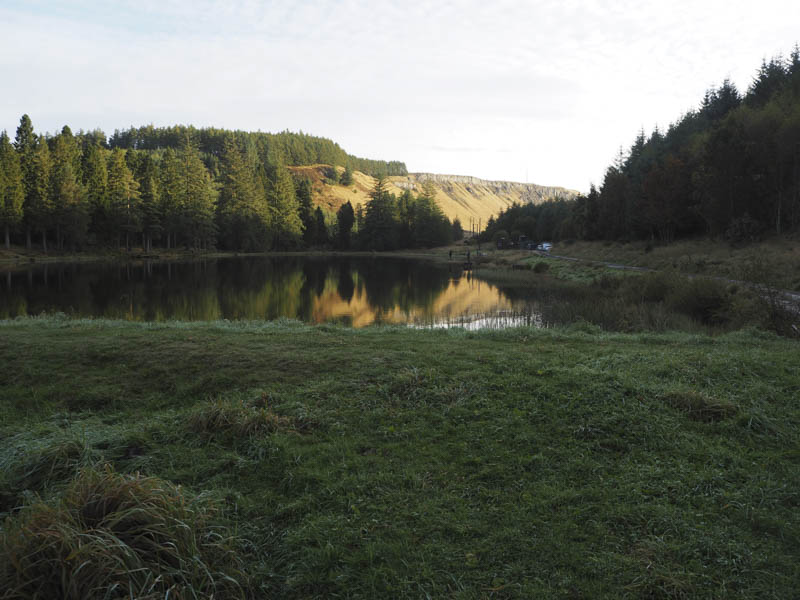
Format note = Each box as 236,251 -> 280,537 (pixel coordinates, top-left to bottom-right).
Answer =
4,225 -> 9,249
26,227 -> 31,250
42,231 -> 47,254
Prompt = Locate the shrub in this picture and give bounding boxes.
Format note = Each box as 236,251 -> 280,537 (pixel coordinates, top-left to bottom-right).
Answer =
665,277 -> 732,325
532,262 -> 550,274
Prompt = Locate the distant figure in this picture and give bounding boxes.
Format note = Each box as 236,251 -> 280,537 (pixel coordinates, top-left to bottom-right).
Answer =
449,250 -> 452,260
466,249 -> 471,262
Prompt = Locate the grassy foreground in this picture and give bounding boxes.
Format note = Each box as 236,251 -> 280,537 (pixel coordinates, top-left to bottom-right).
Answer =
1,318 -> 799,598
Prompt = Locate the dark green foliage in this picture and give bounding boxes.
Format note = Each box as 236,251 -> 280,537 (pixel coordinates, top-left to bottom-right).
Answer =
3,116 -> 408,252
359,177 -> 399,250
106,149 -> 141,250
49,130 -> 89,250
108,124 -> 407,177
498,47 -> 800,245
217,136 -> 268,251
0,132 -> 24,248
340,163 -> 353,186
532,261 -> 549,273
312,206 -> 328,246
336,201 -> 355,249
295,177 -> 315,246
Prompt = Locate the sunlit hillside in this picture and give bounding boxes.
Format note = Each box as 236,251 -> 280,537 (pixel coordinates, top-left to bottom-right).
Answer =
288,165 -> 578,225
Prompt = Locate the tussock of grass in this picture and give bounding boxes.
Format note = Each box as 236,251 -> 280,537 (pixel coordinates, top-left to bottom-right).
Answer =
0,436 -> 99,512
0,466 -> 246,600
188,395 -> 298,437
661,390 -> 738,422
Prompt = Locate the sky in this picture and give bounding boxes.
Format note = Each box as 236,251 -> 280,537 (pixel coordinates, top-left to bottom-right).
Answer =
1,1 -> 799,193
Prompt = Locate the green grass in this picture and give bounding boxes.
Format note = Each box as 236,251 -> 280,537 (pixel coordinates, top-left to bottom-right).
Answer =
1,317 -> 799,598
552,238 -> 800,291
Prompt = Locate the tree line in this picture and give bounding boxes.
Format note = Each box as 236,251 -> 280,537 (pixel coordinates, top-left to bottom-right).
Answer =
481,46 -> 800,246
0,116 -> 462,253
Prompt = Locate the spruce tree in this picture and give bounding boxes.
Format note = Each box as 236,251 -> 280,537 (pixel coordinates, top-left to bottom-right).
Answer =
361,176 -> 398,250
340,164 -> 353,186
179,143 -> 217,250
134,153 -> 162,252
295,177 -> 315,246
266,157 -> 302,250
0,132 -> 25,249
27,137 -> 52,252
313,206 -> 328,246
107,149 -> 141,250
50,130 -> 86,249
336,201 -> 355,249
14,115 -> 37,248
82,142 -> 109,245
218,136 -> 265,250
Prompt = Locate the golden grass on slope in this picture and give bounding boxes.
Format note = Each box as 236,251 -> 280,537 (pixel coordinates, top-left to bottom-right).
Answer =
287,165 -> 575,225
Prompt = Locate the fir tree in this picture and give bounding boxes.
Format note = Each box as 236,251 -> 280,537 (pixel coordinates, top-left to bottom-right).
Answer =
336,201 -> 355,249
266,158 -> 302,250
82,142 -> 109,244
340,164 -> 353,186
107,149 -> 141,250
360,176 -> 398,250
0,132 -> 25,248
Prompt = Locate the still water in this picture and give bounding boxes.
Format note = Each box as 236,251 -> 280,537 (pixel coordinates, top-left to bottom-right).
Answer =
0,256 -> 541,328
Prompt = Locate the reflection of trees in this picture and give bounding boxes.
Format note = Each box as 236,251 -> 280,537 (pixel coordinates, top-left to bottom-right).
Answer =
358,258 -> 451,314
218,258 -> 305,320
336,261 -> 354,303
0,256 -> 474,324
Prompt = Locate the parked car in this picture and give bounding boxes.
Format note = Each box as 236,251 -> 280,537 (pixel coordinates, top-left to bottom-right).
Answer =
537,242 -> 553,252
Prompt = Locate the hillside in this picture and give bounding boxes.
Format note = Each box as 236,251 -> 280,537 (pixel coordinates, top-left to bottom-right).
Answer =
288,165 -> 579,224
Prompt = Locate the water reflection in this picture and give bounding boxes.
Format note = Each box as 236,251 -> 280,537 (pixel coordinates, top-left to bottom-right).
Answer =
0,257 -> 537,327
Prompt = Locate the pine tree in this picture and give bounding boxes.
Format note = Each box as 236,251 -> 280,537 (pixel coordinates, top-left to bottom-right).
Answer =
0,132 -> 25,248
82,142 -> 109,245
336,201 -> 355,249
26,137 -> 52,252
134,153 -> 162,252
14,115 -> 37,248
266,158 -> 302,250
218,136 -> 266,250
340,164 -> 353,186
313,206 -> 328,246
360,176 -> 398,250
107,149 -> 141,250
295,177 -> 315,246
50,129 -> 86,249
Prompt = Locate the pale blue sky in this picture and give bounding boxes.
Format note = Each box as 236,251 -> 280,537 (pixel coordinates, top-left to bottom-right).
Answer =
2,0 -> 799,192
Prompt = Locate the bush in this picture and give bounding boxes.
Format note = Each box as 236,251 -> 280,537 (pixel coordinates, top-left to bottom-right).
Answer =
725,213 -> 763,246
532,262 -> 550,274
666,277 -> 732,325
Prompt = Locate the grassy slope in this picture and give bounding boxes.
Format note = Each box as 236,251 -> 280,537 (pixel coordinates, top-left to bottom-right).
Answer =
287,165 -> 561,226
2,318 -> 798,598
552,239 -> 800,292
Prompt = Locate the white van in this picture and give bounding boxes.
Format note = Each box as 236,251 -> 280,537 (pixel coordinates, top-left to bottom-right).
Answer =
537,242 -> 553,252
